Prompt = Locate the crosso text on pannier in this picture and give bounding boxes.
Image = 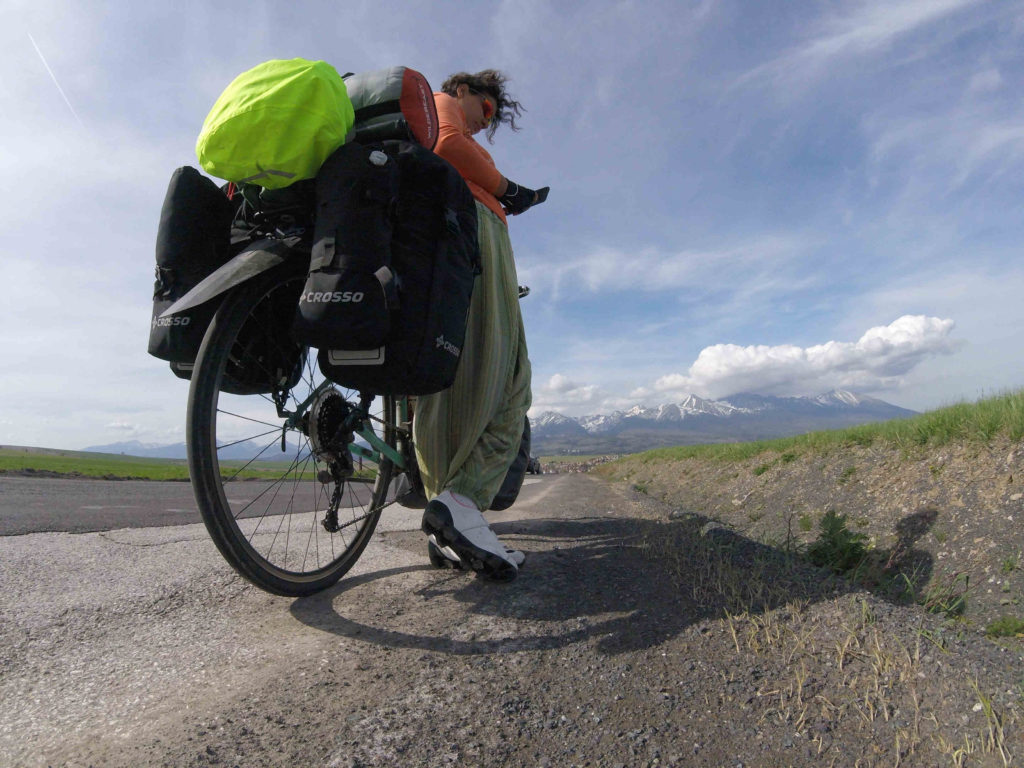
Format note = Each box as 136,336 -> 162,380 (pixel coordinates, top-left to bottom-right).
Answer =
292,138 -> 480,396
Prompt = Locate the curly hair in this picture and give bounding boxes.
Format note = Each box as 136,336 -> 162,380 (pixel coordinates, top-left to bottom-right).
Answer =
440,69 -> 524,143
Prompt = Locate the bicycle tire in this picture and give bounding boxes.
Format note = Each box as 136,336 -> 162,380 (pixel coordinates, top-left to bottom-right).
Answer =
187,268 -> 396,597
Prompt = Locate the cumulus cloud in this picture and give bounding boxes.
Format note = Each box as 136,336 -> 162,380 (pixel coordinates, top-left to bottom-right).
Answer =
529,373 -> 611,416
647,315 -> 961,400
546,374 -> 582,394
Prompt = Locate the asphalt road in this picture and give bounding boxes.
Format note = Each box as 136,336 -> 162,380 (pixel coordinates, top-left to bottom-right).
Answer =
0,472 -> 598,767
0,475 -> 376,536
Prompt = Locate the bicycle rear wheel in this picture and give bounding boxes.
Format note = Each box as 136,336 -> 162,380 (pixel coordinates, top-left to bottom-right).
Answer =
187,269 -> 397,596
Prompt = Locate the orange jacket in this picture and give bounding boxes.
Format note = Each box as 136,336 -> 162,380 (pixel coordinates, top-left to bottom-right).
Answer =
433,92 -> 507,225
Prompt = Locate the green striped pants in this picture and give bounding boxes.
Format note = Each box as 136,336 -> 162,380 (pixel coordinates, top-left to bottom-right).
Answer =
413,203 -> 532,511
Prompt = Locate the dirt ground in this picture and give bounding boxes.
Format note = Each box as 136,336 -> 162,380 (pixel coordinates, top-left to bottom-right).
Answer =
2,460 -> 1022,767
595,437 -> 1024,633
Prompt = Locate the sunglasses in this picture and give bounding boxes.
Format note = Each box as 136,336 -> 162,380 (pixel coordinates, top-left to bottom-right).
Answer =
470,88 -> 495,122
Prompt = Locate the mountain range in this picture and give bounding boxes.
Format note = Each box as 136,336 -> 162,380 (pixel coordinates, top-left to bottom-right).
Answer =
530,390 -> 917,454
84,390 -> 916,459
81,438 -> 305,461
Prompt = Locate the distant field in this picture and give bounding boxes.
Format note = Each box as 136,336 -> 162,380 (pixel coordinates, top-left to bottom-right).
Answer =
538,454 -> 612,463
0,446 -> 373,481
8,390 -> 1021,480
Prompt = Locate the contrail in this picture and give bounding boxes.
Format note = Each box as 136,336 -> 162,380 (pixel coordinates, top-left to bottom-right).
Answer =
27,32 -> 85,130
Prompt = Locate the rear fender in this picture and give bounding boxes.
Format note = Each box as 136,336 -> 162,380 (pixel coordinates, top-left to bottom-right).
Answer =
159,236 -> 303,318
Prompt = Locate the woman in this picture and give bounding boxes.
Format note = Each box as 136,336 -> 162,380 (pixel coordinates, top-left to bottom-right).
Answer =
415,69 -> 545,582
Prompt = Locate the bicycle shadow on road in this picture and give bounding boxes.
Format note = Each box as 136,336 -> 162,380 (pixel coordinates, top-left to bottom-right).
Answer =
290,508 -> 937,656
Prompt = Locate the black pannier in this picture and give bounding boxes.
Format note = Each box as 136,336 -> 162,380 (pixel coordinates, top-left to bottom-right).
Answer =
217,262 -> 309,396
147,168 -> 310,394
147,167 -> 235,369
308,140 -> 480,396
291,142 -> 399,351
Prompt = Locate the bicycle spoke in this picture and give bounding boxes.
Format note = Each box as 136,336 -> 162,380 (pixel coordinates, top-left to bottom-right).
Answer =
262,449 -> 316,563
188,270 -> 398,596
217,409 -> 288,432
229,447 -> 309,521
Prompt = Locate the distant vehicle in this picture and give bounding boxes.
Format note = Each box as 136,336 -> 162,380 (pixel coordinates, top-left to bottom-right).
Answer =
526,457 -> 542,474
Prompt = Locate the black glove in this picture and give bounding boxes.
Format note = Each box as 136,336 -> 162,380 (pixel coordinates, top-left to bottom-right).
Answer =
499,179 -> 546,216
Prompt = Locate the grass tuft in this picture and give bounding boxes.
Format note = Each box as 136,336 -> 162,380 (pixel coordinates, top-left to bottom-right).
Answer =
985,615 -> 1024,638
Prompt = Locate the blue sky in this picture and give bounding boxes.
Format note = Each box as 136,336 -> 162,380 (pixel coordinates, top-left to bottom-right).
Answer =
2,0 -> 1024,449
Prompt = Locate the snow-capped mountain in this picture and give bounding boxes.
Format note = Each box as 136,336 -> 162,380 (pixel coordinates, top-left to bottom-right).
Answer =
569,394 -> 751,435
83,390 -> 915,459
532,390 -> 916,454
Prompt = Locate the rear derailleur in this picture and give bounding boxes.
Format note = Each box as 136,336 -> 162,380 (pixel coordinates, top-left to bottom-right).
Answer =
304,388 -> 357,533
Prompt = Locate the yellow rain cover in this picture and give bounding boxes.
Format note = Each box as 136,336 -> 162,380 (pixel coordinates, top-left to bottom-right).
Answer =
196,58 -> 355,189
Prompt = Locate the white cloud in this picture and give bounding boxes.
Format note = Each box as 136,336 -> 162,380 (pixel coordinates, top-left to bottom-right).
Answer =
737,0 -> 984,88
842,269 -> 1024,410
968,67 -> 1003,94
528,373 -> 610,417
546,374 -> 580,394
799,0 -> 979,60
647,315 -> 961,401
105,422 -> 139,432
520,234 -> 814,300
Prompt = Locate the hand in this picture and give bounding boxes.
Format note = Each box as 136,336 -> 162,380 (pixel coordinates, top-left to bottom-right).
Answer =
499,179 -> 541,216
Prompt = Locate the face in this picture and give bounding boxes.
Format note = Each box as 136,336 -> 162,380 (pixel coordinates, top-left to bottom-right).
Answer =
456,84 -> 496,135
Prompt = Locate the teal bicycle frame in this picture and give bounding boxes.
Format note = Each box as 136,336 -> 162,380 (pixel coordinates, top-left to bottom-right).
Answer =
280,379 -> 410,473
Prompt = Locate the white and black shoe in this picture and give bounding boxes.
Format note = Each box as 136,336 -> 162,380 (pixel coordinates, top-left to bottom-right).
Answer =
421,490 -> 520,581
427,534 -> 526,571
427,534 -> 465,570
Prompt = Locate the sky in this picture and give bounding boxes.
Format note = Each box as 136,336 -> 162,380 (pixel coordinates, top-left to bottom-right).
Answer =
3,0 -> 1024,450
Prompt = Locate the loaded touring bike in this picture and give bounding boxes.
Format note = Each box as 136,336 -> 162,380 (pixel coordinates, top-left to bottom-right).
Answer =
171,190 -> 528,599
153,64 -> 536,599
184,245 -> 415,598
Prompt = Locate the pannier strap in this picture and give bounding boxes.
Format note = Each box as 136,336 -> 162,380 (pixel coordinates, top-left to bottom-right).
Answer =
354,101 -> 410,122
445,208 -> 460,234
311,236 -> 335,272
376,265 -> 399,309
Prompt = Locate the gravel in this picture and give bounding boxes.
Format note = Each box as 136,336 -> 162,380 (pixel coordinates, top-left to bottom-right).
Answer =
1,470 -> 1021,766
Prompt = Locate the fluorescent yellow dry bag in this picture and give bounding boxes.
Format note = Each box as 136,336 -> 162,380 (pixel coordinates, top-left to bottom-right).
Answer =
196,58 -> 355,189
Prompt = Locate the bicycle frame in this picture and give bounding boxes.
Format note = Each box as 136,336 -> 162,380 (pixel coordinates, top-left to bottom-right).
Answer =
351,396 -> 409,470
277,378 -> 410,473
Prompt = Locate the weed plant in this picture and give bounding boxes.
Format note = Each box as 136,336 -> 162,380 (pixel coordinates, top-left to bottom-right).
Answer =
807,510 -> 868,573
802,511 -> 972,619
985,615 -> 1024,638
